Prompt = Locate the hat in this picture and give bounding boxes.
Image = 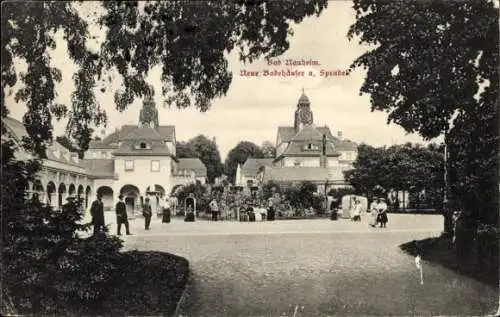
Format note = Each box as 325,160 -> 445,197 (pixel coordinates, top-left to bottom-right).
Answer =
66,196 -> 76,201
380,198 -> 386,201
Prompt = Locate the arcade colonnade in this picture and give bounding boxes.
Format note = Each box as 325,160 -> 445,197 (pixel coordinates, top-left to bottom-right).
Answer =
26,167 -> 93,210
93,181 -> 189,212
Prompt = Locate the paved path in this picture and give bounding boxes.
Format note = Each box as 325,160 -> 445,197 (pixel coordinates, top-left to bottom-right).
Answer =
118,215 -> 497,316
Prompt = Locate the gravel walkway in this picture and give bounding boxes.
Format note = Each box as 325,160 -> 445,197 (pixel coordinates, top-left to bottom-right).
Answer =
121,215 -> 497,316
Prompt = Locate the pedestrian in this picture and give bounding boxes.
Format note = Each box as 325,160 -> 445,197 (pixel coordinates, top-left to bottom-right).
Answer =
143,197 -> 153,230
351,199 -> 362,221
209,198 -> 219,221
162,197 -> 171,223
90,192 -> 106,235
368,197 -> 379,227
267,198 -> 276,221
115,195 -> 132,236
378,198 -> 388,228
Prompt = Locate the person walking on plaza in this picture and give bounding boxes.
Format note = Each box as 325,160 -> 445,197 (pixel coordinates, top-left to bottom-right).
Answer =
267,197 -> 276,221
209,198 -> 219,221
378,198 -> 388,227
143,197 -> 153,230
351,199 -> 362,221
115,195 -> 132,236
368,197 -> 380,227
90,193 -> 106,235
162,197 -> 171,223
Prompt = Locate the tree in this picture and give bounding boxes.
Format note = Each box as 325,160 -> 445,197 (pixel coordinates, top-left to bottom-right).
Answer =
348,1 -> 498,228
344,142 -> 444,209
176,135 -> 224,184
56,135 -> 80,154
224,141 -> 264,183
343,143 -> 387,198
3,1 -> 328,158
176,141 -> 197,158
261,141 -> 276,158
2,1 -> 329,312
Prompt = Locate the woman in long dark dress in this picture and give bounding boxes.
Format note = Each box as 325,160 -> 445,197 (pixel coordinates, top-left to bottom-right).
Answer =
143,198 -> 153,230
162,198 -> 171,223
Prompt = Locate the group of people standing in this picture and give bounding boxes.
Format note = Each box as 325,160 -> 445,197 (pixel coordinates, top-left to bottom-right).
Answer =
368,197 -> 389,228
89,193 -> 174,236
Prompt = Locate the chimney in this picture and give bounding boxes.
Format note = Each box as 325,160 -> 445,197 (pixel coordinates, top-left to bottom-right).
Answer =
337,131 -> 343,140
320,134 -> 327,168
70,152 -> 79,163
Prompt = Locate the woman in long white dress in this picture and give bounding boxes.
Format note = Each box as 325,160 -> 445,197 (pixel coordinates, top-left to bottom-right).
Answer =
368,197 -> 379,227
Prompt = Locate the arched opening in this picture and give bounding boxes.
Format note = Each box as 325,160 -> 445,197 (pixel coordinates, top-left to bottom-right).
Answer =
46,181 -> 56,207
146,184 -> 165,213
32,180 -> 44,201
170,184 -> 185,196
85,186 -> 92,209
146,184 -> 166,197
120,184 -> 140,213
97,186 -> 114,211
68,183 -> 76,198
77,185 -> 84,199
58,183 -> 67,209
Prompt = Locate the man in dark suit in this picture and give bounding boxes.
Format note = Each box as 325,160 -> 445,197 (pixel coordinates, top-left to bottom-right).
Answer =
91,192 -> 106,235
116,195 -> 132,236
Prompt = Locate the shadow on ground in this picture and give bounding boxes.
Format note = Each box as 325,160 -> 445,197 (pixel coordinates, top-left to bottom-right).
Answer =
400,236 -> 498,289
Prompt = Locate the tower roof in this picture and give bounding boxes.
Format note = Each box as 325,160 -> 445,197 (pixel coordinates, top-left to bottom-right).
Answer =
291,125 -> 323,141
298,92 -> 310,105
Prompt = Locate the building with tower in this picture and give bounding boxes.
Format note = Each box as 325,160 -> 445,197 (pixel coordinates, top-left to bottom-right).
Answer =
236,91 -> 358,192
82,89 -> 207,211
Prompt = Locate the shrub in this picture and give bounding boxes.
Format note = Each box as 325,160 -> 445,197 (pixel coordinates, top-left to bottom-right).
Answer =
1,140 -> 125,315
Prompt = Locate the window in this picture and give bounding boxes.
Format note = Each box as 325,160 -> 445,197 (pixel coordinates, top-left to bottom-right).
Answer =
303,143 -> 319,151
247,180 -> 254,187
140,142 -> 147,149
125,160 -> 134,171
151,160 -> 160,172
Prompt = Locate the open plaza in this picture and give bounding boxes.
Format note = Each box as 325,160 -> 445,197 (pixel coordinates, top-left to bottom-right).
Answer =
98,212 -> 496,317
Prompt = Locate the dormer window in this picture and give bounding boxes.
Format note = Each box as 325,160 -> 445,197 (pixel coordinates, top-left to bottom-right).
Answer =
135,142 -> 151,150
302,143 -> 319,151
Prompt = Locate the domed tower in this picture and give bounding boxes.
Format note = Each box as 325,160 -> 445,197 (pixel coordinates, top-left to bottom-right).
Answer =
294,90 -> 314,132
139,86 -> 159,129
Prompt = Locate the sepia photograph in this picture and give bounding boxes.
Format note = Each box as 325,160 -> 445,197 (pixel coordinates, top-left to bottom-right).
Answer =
1,1 -> 498,316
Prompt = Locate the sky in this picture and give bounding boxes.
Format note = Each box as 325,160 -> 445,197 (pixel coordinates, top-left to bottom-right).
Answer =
5,1 -> 437,160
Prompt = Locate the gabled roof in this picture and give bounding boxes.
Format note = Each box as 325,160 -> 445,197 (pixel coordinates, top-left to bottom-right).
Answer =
81,159 -> 115,178
178,158 -> 207,177
241,158 -> 274,177
2,116 -> 28,141
262,166 -> 348,183
277,126 -> 297,143
89,139 -> 118,149
276,125 -> 358,151
279,140 -> 340,158
122,127 -> 165,141
94,125 -> 176,149
158,126 -> 175,142
2,116 -> 84,167
291,125 -> 324,141
112,140 -> 174,157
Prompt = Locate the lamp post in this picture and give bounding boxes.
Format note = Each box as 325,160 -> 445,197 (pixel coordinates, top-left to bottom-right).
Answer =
443,110 -> 459,236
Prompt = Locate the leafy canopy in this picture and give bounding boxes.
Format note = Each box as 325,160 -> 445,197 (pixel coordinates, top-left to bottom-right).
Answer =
224,141 -> 265,182
2,0 -> 328,157
176,135 -> 224,184
348,0 -> 498,138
